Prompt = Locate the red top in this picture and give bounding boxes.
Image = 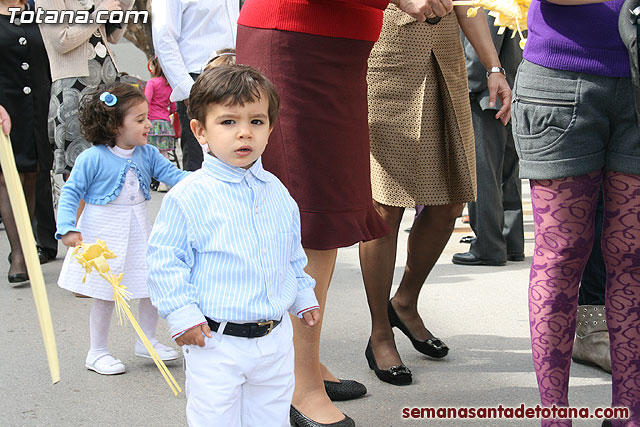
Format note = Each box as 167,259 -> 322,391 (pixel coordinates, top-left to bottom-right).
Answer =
237,0 -> 389,42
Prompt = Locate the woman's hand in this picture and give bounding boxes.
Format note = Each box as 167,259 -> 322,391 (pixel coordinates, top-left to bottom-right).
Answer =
393,0 -> 453,21
0,105 -> 10,136
488,73 -> 512,125
96,0 -> 122,12
61,231 -> 83,248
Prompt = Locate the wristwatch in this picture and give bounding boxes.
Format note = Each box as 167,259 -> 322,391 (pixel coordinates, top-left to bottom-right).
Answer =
486,66 -> 506,78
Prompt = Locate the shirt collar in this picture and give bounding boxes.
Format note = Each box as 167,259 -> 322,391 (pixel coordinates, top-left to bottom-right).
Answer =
202,154 -> 271,183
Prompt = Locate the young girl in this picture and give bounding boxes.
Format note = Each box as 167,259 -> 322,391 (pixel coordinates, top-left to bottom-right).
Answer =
56,82 -> 189,375
145,57 -> 176,192
203,48 -> 236,71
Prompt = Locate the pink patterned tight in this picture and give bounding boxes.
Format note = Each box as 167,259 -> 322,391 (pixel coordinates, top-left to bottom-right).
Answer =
529,171 -> 640,427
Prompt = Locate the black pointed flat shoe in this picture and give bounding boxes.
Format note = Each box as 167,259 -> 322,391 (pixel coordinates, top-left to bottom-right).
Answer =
364,338 -> 411,386
290,405 -> 355,427
323,379 -> 367,401
8,272 -> 29,285
388,299 -> 449,359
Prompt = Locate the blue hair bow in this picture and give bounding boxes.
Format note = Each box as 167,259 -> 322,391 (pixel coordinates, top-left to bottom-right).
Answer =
99,91 -> 117,107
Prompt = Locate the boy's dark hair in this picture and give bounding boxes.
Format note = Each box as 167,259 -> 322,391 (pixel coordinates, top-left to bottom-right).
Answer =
187,65 -> 280,127
79,82 -> 147,147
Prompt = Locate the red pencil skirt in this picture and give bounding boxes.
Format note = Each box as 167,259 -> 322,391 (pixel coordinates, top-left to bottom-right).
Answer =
237,25 -> 390,250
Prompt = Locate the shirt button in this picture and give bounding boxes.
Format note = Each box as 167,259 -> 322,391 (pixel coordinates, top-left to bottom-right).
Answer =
18,37 -> 27,46
23,86 -> 31,95
127,160 -> 131,163
21,62 -> 29,70
130,196 -> 135,201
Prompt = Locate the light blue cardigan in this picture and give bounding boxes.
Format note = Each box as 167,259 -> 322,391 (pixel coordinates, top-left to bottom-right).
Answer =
56,144 -> 189,239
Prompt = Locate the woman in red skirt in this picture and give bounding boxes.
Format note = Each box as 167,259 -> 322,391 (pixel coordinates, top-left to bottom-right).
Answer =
237,0 -> 453,425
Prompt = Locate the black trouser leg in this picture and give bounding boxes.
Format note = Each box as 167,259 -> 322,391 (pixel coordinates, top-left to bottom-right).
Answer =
177,100 -> 203,172
33,167 -> 57,259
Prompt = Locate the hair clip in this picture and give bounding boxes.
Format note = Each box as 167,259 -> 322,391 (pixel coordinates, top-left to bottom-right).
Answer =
99,91 -> 117,107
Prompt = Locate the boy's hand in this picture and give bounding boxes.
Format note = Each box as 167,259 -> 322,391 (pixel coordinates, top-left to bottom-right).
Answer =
300,309 -> 320,327
61,231 -> 83,248
175,323 -> 212,347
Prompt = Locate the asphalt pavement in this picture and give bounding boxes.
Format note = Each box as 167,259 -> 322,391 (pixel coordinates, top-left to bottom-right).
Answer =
0,181 -> 617,427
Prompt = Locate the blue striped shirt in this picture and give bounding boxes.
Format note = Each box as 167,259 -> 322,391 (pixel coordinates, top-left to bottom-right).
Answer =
146,154 -> 318,339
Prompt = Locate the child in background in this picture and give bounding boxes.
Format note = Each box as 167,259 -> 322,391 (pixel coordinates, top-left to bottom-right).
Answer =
56,83 -> 189,375
203,47 -> 236,71
145,57 -> 177,192
146,65 -> 320,426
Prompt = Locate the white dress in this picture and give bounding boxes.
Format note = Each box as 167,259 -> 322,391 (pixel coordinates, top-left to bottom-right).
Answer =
58,146 -> 152,301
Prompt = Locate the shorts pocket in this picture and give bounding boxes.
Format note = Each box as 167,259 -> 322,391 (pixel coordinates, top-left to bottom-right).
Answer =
512,73 -> 579,154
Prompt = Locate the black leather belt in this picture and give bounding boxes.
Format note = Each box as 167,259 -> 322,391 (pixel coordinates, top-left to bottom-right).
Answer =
205,317 -> 281,338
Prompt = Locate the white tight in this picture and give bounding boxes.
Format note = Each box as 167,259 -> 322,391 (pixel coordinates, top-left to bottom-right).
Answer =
87,298 -> 159,359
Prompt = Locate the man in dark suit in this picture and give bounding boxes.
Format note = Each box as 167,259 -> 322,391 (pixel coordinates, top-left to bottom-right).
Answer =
453,16 -> 524,266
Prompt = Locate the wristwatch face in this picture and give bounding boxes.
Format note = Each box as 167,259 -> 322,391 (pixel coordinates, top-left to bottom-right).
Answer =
487,67 -> 506,78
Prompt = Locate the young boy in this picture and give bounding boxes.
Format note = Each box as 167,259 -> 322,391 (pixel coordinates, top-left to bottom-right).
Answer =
146,65 -> 320,427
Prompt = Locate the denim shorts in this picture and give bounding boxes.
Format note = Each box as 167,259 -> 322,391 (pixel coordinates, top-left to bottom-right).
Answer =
511,60 -> 640,179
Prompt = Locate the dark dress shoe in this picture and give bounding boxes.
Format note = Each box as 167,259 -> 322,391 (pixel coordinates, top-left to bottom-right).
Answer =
37,247 -> 55,264
388,300 -> 449,358
601,420 -> 611,427
507,253 -> 525,261
452,251 -> 506,266
290,405 -> 355,427
324,379 -> 367,401
364,339 -> 412,386
459,235 -> 476,244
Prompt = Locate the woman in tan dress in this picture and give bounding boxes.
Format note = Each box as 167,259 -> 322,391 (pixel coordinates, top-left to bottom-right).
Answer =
359,5 -> 512,385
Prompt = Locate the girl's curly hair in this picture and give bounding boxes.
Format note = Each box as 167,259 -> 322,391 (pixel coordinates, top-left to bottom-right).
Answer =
79,82 -> 147,147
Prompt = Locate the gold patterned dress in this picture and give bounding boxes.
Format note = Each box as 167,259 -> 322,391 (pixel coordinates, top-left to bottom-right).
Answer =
367,5 -> 476,207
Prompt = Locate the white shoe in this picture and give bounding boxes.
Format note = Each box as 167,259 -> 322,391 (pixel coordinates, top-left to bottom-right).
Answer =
135,341 -> 179,361
85,353 -> 126,375
157,183 -> 170,192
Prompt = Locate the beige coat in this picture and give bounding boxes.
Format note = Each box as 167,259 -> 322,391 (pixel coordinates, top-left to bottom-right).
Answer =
37,0 -> 134,81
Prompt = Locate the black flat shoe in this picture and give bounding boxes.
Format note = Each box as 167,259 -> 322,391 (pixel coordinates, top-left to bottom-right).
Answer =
388,299 -> 449,359
601,420 -> 611,427
323,379 -> 367,401
364,338 -> 411,386
8,272 -> 29,285
290,405 -> 355,427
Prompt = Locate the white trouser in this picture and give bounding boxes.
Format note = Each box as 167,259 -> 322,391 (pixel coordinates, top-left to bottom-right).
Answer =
183,315 -> 294,427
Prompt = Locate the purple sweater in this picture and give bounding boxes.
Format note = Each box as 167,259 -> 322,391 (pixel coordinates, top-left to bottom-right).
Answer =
523,0 -> 630,77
